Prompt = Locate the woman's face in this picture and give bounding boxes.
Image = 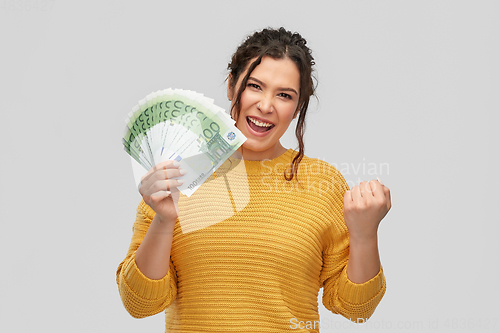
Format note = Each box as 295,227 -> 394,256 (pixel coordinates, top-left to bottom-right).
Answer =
228,56 -> 301,161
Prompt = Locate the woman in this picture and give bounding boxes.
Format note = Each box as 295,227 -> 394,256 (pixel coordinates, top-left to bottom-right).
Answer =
117,27 -> 391,332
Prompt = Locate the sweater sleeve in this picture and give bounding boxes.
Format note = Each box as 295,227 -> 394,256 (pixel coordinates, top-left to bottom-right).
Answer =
116,200 -> 178,318
319,169 -> 386,322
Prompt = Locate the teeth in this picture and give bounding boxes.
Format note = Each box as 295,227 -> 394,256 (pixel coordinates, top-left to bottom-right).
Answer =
248,117 -> 273,127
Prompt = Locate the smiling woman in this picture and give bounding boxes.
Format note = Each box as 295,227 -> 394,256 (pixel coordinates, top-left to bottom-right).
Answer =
227,28 -> 315,179
228,56 -> 301,161
117,27 -> 391,333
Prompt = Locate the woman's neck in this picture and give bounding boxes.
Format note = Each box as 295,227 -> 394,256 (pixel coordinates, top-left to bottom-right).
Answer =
238,143 -> 288,161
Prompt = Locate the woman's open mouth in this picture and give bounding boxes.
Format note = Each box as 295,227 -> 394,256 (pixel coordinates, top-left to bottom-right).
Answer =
246,116 -> 275,133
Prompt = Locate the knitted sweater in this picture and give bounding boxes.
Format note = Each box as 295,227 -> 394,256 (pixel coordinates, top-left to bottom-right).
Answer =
116,149 -> 386,332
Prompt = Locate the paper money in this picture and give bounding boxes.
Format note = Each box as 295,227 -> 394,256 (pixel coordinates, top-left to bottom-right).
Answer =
123,89 -> 246,197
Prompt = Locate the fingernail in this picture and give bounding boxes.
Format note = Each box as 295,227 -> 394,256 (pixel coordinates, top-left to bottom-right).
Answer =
377,177 -> 384,185
177,179 -> 184,184
179,169 -> 187,175
173,161 -> 181,167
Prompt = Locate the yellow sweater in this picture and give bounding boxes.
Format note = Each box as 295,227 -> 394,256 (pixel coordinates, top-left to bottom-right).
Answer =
116,149 -> 386,332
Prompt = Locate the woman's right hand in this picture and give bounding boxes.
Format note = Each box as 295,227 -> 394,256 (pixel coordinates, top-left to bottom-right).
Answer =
138,160 -> 187,223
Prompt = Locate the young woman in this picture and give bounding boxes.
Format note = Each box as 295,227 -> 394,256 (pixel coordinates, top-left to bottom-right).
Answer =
117,27 -> 391,332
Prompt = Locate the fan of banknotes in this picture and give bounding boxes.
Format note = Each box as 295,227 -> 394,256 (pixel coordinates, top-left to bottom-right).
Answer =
122,88 -> 246,197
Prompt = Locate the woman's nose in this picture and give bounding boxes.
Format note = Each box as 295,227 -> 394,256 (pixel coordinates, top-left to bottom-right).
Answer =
257,97 -> 273,113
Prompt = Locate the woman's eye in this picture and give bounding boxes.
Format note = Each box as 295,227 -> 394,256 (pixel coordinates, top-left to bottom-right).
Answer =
279,93 -> 292,99
247,83 -> 261,90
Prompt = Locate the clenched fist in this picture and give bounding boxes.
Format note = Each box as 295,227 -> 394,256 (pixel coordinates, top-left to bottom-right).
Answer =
343,179 -> 391,242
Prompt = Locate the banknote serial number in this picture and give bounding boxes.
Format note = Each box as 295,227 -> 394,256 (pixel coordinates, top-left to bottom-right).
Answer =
188,173 -> 205,190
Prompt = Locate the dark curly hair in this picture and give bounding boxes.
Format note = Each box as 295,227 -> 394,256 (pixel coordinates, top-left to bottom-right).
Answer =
227,27 -> 316,181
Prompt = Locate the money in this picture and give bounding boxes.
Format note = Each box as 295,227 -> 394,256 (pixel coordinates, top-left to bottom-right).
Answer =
123,89 -> 246,197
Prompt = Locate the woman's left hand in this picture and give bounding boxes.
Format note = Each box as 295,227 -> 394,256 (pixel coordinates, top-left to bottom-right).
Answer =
343,179 -> 391,242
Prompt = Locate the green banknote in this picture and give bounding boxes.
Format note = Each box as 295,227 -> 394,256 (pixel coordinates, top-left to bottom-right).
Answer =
123,88 -> 246,196
124,89 -> 239,166
123,90 -> 208,165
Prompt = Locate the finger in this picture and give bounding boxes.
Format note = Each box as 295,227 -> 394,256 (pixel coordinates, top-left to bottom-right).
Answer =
351,185 -> 362,201
150,190 -> 172,198
383,186 -> 391,210
140,167 -> 186,194
374,176 -> 391,203
151,167 -> 186,182
164,167 -> 187,179
141,160 -> 181,183
147,192 -> 172,207
164,178 -> 184,191
143,178 -> 183,196
359,181 -> 372,197
368,179 -> 384,198
140,176 -> 169,196
369,179 -> 391,210
344,189 -> 353,203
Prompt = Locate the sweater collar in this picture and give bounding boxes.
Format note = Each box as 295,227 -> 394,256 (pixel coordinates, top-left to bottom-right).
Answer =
227,148 -> 296,176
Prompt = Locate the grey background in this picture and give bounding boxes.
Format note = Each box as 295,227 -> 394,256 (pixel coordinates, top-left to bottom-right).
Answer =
1,0 -> 499,332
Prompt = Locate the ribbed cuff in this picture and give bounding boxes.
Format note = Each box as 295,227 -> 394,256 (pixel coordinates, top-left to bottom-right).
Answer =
121,252 -> 172,300
337,266 -> 385,304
